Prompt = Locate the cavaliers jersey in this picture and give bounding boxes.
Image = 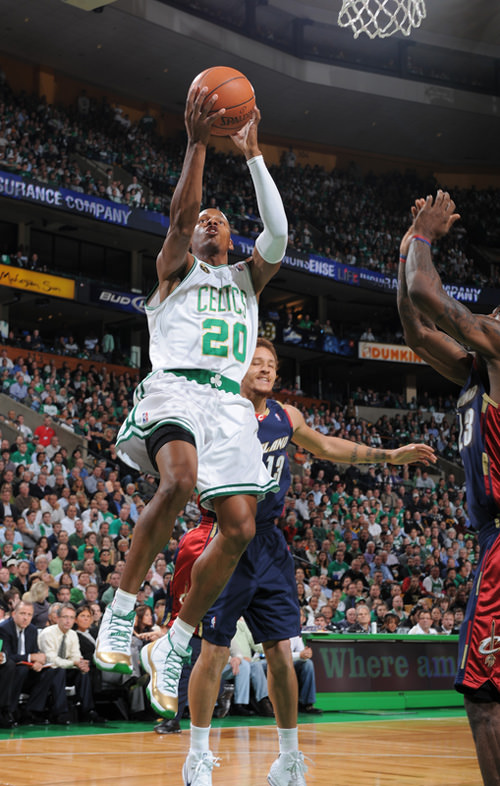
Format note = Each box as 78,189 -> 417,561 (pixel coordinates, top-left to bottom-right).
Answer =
457,360 -> 500,546
455,360 -> 500,694
167,517 -> 217,631
145,257 -> 257,383
256,399 -> 294,527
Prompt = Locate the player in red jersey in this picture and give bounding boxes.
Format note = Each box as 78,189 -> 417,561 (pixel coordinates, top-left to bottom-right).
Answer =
398,190 -> 500,786
154,516 -> 217,734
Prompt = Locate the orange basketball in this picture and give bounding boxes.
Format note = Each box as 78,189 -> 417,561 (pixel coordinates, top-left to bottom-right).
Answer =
190,66 -> 255,136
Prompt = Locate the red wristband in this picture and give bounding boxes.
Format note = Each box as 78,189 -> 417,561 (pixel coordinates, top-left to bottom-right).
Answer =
410,234 -> 432,247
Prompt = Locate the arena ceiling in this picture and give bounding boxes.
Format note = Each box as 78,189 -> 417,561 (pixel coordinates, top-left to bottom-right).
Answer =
1,0 -> 500,168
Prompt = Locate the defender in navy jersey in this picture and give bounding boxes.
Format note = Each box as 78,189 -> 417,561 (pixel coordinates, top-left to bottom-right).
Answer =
180,338 -> 435,786
398,191 -> 500,785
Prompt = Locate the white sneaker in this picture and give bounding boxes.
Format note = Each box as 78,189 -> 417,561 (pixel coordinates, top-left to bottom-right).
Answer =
140,631 -> 192,718
94,605 -> 134,674
267,752 -> 308,786
182,751 -> 220,786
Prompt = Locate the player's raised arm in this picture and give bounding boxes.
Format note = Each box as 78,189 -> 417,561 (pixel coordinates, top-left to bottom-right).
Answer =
398,200 -> 472,386
286,404 -> 436,466
406,191 -> 500,362
155,86 -> 225,298
230,108 -> 288,295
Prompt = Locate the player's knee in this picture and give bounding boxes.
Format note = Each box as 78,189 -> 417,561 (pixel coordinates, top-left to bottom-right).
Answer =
216,496 -> 256,548
231,516 -> 256,550
156,475 -> 194,511
268,655 -> 288,681
265,640 -> 291,678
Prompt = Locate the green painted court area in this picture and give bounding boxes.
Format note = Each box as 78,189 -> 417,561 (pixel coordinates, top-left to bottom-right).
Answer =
0,707 -> 467,741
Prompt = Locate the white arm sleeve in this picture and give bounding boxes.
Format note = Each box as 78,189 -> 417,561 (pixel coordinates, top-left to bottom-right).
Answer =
246,155 -> 288,265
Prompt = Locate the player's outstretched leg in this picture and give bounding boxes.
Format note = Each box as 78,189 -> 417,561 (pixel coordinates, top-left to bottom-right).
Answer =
94,606 -> 135,674
95,441 -> 197,681
150,494 -> 256,715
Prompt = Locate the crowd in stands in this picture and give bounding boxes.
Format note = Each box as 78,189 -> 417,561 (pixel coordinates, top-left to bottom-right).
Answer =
1,80 -> 500,290
281,458 -> 473,638
0,326 -> 127,367
259,306 -> 399,357
0,343 -> 139,440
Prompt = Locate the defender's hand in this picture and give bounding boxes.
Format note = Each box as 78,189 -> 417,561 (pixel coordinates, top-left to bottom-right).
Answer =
412,190 -> 460,243
400,198 -> 426,257
389,443 -> 437,465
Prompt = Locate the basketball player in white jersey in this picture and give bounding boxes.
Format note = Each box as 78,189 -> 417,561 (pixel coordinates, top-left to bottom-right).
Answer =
94,82 -> 288,718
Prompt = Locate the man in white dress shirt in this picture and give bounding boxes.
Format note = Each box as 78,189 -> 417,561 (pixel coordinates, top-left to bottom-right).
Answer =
38,602 -> 99,721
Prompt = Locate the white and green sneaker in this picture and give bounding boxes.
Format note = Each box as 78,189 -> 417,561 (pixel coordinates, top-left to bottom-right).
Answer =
94,605 -> 134,674
140,631 -> 192,718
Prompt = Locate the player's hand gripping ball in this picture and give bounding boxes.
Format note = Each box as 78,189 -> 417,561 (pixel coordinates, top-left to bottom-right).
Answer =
190,66 -> 255,136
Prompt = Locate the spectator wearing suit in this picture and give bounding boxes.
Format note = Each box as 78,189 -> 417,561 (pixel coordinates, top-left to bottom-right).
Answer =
0,483 -> 20,523
13,482 -> 33,516
0,600 -> 67,724
29,471 -> 51,501
11,559 -> 30,595
38,602 -> 101,722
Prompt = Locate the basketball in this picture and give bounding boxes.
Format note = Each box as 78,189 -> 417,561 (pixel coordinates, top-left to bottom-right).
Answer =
190,66 -> 255,136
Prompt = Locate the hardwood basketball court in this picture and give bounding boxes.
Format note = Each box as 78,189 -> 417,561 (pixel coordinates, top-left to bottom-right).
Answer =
0,712 -> 481,785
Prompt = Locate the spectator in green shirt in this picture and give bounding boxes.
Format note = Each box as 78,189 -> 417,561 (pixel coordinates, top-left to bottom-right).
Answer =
108,502 -> 133,536
68,519 -> 87,550
327,548 -> 350,580
76,533 -> 100,564
310,514 -> 327,544
100,571 -> 120,607
49,543 -> 70,576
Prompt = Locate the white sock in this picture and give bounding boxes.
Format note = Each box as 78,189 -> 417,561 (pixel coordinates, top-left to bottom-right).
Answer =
190,723 -> 211,753
111,588 -> 136,615
278,727 -> 299,754
170,617 -> 195,651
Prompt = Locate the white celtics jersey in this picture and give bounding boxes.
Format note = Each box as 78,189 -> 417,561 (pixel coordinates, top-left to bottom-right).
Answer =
146,257 -> 258,384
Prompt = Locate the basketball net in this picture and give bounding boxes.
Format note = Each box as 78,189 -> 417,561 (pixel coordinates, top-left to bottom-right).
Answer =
338,0 -> 426,39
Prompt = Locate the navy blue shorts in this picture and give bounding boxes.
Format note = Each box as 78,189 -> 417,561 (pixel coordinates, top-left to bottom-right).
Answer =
202,525 -> 300,647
